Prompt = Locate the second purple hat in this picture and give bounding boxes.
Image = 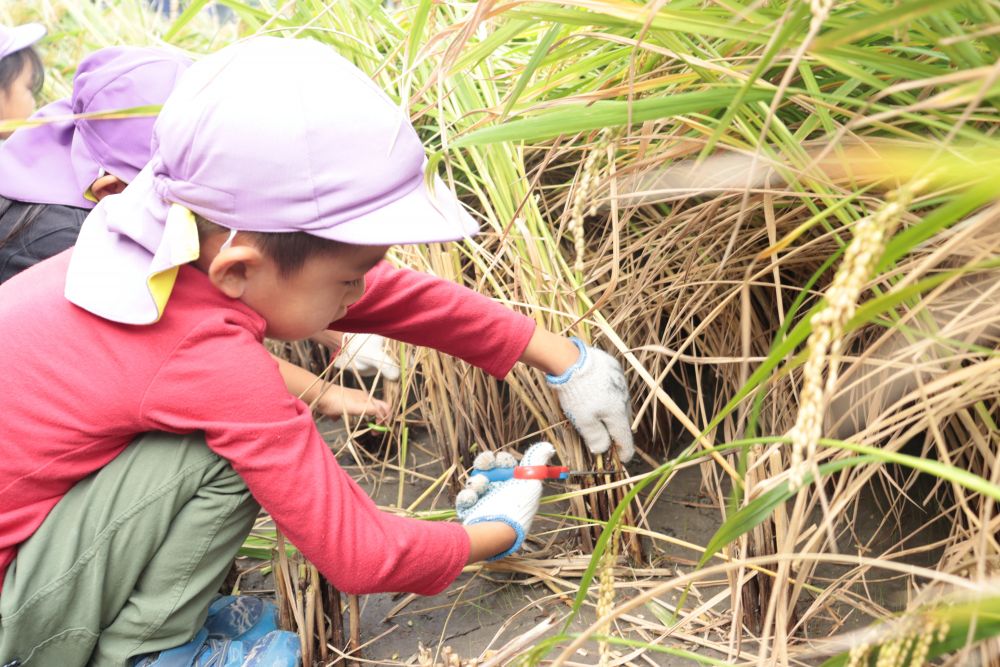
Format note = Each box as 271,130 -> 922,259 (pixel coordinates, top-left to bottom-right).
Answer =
0,46 -> 191,209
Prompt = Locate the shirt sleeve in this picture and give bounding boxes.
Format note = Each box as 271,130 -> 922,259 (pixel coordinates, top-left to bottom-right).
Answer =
139,316 -> 470,595
335,261 -> 537,379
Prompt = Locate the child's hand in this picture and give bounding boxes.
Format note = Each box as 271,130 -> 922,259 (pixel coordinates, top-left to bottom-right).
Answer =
314,385 -> 390,423
456,442 -> 556,559
545,338 -> 635,463
273,355 -> 390,422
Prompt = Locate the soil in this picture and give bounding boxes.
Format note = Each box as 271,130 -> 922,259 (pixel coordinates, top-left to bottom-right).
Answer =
232,418 -> 937,666
341,450 -> 725,666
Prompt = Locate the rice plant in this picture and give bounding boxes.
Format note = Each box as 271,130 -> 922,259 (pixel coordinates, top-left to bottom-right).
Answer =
7,0 -> 1000,663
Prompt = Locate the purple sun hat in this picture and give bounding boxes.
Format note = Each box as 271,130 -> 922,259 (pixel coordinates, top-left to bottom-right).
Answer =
0,46 -> 191,209
0,23 -> 44,60
65,36 -> 479,325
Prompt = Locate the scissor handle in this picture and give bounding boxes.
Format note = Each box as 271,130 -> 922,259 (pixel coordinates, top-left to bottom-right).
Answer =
517,465 -> 570,480
471,466 -> 570,482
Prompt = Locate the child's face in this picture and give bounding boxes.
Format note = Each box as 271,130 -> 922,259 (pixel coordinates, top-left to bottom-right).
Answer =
0,60 -> 38,138
240,244 -> 389,341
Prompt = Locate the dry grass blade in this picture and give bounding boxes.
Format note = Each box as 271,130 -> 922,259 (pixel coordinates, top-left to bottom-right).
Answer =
12,0 -> 1000,664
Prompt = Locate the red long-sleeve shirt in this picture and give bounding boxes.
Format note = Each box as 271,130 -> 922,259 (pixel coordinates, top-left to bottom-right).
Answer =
0,251 -> 535,595
338,260 -> 535,378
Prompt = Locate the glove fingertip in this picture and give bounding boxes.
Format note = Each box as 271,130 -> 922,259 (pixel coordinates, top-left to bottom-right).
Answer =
521,441 -> 556,466
583,428 -> 612,457
603,419 -> 635,463
472,451 -> 496,470
495,452 -> 518,468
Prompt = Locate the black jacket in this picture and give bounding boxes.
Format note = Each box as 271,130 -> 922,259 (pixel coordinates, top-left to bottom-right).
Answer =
0,196 -> 87,284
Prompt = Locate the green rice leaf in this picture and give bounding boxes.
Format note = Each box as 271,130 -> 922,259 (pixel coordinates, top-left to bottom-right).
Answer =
454,87 -> 773,146
699,456 -> 876,567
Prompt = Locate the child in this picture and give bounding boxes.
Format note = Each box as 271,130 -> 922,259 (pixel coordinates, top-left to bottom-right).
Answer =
0,22 -> 44,140
0,48 -> 635,461
0,37 -> 566,666
0,45 -> 390,425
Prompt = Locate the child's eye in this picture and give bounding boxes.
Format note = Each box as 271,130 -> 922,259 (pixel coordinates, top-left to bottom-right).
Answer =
343,278 -> 362,287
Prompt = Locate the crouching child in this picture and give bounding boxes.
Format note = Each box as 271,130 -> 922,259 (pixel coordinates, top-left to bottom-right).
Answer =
0,37 -> 554,667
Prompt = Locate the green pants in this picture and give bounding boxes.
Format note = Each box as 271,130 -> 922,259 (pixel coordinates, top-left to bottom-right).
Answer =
0,433 -> 260,666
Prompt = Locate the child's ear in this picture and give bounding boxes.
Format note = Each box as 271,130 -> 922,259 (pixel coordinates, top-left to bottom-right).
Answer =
207,245 -> 264,299
90,175 -> 127,201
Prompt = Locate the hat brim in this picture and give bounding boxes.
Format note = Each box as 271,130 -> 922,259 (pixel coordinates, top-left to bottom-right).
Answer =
310,174 -> 479,245
2,23 -> 45,58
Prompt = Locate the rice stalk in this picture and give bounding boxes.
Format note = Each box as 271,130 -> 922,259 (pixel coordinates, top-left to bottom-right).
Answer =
790,178 -> 928,490
13,0 -> 1000,663
595,522 -> 619,666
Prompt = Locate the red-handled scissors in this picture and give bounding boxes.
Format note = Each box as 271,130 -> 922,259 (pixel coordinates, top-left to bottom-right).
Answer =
471,466 -> 614,482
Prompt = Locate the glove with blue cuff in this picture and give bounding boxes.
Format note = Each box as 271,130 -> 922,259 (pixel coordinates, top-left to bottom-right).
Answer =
456,442 -> 556,560
545,337 -> 635,463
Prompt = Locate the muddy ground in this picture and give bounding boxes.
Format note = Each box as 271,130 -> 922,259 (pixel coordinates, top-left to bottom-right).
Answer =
233,417 -> 944,666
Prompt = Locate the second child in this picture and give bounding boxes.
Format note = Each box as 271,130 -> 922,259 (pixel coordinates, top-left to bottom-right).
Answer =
0,22 -> 44,140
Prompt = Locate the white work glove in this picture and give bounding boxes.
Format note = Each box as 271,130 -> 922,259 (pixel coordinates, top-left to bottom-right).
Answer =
545,337 -> 635,463
455,442 -> 556,560
331,333 -> 401,381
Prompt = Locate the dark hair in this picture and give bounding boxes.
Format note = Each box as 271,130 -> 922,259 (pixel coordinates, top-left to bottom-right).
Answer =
0,47 -> 44,96
0,196 -> 50,255
194,215 -> 350,277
